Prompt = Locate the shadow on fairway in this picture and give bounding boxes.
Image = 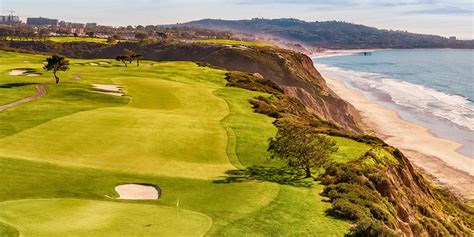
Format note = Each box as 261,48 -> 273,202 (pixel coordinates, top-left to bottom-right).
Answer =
214,165 -> 313,187
0,82 -> 37,88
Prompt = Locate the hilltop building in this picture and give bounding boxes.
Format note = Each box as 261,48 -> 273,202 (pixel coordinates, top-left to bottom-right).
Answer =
0,15 -> 20,24
85,23 -> 97,28
27,17 -> 58,26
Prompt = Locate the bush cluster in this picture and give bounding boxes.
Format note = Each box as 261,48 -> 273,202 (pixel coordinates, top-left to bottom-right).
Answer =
321,161 -> 400,236
224,71 -> 284,95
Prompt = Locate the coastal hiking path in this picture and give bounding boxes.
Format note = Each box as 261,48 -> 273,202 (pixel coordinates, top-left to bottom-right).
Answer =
0,83 -> 47,112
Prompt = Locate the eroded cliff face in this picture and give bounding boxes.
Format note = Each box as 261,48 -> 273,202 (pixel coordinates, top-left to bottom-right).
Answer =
4,41 -> 363,133
380,151 -> 473,236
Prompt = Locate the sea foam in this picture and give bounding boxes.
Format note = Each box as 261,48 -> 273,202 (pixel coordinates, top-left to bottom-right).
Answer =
316,64 -> 474,131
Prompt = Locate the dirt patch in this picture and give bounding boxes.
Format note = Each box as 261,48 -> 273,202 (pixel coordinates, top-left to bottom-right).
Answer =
115,184 -> 160,200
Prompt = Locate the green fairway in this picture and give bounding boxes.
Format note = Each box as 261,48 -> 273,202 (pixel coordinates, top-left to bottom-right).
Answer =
47,36 -> 110,43
0,199 -> 212,237
193,39 -> 272,47
0,81 -> 37,105
0,51 -> 351,236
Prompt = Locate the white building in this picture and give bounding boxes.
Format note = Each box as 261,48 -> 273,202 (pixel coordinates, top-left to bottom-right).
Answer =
0,15 -> 20,24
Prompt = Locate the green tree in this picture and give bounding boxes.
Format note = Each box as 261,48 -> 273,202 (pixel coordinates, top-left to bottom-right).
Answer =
115,55 -> 131,67
135,32 -> 148,41
107,37 -> 116,44
43,55 -> 70,84
268,123 -> 338,178
124,49 -> 142,66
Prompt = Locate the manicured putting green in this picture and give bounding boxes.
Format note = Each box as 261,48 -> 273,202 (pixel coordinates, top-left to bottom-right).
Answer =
0,199 -> 211,237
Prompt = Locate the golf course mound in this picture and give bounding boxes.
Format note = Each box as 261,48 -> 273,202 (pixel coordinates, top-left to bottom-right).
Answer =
115,184 -> 160,200
0,199 -> 212,237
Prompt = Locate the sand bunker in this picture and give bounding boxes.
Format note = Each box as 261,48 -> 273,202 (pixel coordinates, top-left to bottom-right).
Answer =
93,84 -> 121,92
92,84 -> 124,96
89,63 -> 99,66
9,70 -> 27,76
115,184 -> 160,200
26,73 -> 40,77
72,74 -> 81,80
9,69 -> 40,76
99,62 -> 110,65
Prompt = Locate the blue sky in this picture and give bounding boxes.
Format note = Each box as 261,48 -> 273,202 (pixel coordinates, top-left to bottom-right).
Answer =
1,0 -> 473,39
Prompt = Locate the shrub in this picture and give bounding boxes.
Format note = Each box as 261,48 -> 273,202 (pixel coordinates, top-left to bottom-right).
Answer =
224,71 -> 284,95
249,96 -> 281,118
351,220 -> 398,237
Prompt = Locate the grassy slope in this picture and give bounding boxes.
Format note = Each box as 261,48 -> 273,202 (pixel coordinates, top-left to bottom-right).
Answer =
331,136 -> 371,163
193,39 -> 272,47
0,82 -> 36,105
0,51 -> 350,236
0,199 -> 212,237
47,36 -> 109,44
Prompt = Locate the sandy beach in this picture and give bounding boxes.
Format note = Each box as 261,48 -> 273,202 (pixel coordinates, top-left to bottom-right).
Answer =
321,73 -> 474,200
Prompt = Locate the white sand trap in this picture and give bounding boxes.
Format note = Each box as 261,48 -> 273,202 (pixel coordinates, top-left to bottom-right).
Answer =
99,62 -> 110,65
26,73 -> 40,77
89,63 -> 99,66
93,84 -> 121,92
115,184 -> 160,200
9,70 -> 27,76
92,84 -> 124,96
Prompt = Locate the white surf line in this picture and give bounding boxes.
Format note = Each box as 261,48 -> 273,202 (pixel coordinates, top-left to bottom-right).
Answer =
0,84 -> 47,112
114,184 -> 160,200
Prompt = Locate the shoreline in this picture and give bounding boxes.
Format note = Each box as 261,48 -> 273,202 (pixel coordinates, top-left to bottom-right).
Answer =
318,67 -> 474,200
311,49 -> 384,59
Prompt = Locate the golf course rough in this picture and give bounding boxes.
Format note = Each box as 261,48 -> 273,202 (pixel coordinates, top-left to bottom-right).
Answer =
0,51 -> 351,236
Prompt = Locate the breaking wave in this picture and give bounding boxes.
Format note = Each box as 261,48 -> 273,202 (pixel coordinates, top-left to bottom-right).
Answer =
316,64 -> 474,131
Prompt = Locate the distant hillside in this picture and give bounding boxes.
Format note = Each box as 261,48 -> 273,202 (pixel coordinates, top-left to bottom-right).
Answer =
182,18 -> 473,49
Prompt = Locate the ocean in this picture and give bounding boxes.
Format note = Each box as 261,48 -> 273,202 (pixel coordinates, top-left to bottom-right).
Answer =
313,49 -> 473,158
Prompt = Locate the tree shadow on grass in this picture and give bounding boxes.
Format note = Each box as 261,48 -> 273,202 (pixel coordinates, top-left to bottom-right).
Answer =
0,82 -> 37,88
214,165 -> 313,187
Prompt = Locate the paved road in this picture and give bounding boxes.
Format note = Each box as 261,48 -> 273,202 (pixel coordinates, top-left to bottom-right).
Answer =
0,83 -> 47,112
